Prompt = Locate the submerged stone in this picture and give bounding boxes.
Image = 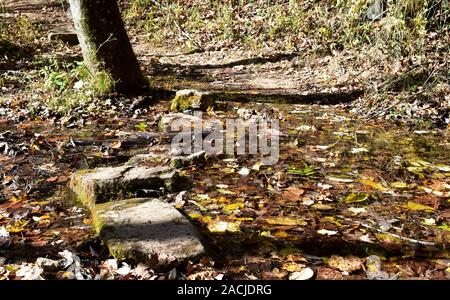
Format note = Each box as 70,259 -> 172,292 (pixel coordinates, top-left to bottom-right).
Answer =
70,165 -> 189,207
159,113 -> 202,133
170,151 -> 208,168
92,198 -> 205,264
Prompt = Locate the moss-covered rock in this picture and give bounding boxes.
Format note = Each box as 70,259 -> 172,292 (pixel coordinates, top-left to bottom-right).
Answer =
170,89 -> 215,112
70,165 -> 190,208
92,198 -> 205,264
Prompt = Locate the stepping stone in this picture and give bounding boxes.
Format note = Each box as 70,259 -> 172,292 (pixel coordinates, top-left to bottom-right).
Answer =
170,151 -> 208,168
48,30 -> 79,45
170,89 -> 215,112
92,198 -> 205,264
159,113 -> 202,133
70,165 -> 189,208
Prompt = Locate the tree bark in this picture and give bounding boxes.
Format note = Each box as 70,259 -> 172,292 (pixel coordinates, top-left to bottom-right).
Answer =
69,0 -> 148,94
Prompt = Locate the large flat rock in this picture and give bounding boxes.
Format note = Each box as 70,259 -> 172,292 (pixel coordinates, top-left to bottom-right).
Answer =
92,198 -> 205,264
70,166 -> 190,207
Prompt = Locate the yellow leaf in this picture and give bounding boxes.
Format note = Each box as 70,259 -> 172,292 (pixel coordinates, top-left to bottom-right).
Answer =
312,203 -> 334,210
217,189 -> 236,195
6,220 -> 29,233
189,213 -> 201,219
282,263 -> 304,272
391,181 -> 408,189
359,178 -> 387,191
345,192 -> 369,203
405,201 -> 435,212
222,202 -> 244,214
201,215 -> 212,223
260,230 -> 272,237
207,220 -> 240,233
274,230 -> 289,238
323,216 -> 342,227
236,217 -> 254,221
264,216 -> 307,226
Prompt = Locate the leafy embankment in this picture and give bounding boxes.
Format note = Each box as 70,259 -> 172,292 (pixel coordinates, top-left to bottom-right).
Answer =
122,0 -> 449,126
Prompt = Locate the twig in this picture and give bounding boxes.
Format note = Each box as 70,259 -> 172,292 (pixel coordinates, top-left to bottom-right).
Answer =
336,216 -> 436,247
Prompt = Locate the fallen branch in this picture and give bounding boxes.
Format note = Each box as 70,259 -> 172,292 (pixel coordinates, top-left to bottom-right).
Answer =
336,216 -> 436,247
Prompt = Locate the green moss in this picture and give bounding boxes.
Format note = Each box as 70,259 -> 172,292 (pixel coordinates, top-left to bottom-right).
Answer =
108,242 -> 149,261
170,93 -> 201,111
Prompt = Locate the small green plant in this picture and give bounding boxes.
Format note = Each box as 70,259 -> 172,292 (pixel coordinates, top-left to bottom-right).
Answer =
32,57 -> 115,113
288,164 -> 319,177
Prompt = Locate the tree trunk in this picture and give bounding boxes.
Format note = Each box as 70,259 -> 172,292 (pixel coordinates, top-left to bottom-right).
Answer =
69,0 -> 148,94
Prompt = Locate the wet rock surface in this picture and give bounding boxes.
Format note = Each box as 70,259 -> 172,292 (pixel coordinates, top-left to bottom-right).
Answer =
92,198 -> 205,264
70,165 -> 190,207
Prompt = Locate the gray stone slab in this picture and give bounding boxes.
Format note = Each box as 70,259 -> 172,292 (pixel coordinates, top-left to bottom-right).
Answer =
70,165 -> 189,207
48,30 -> 79,45
92,198 -> 205,264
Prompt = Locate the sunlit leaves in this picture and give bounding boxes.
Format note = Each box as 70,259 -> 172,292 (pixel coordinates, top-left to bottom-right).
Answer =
405,201 -> 435,212
287,164 -> 319,177
222,202 -> 244,214
207,220 -> 240,233
345,192 -> 369,203
358,178 -> 387,191
6,220 -> 29,233
263,216 -> 307,226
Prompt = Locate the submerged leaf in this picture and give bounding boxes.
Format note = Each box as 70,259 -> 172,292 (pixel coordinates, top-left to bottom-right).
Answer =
317,229 -> 338,236
326,176 -> 354,183
405,201 -> 435,212
264,216 -> 307,226
222,202 -> 244,214
328,255 -> 363,273
345,193 -> 369,203
391,181 -> 408,189
288,268 -> 314,280
207,220 -> 240,233
188,200 -> 207,212
312,203 -> 334,210
217,188 -> 236,195
359,178 -> 387,191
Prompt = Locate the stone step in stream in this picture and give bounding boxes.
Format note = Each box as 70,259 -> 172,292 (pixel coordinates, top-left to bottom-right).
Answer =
70,165 -> 205,265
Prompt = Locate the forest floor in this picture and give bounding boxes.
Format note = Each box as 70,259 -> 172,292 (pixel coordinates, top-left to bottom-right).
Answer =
0,0 -> 449,280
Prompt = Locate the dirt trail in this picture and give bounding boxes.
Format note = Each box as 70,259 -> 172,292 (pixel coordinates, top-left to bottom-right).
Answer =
2,0 -> 364,102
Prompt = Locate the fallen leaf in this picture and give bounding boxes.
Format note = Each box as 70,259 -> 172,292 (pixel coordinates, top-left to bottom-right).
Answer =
207,220 -> 240,233
281,187 -> 304,201
282,263 -> 305,272
348,207 -> 367,215
216,189 -> 236,195
345,193 -> 369,203
359,178 -> 387,191
264,216 -> 307,226
288,268 -> 314,280
405,201 -> 435,212
317,229 -> 338,236
312,203 -> 334,210
222,202 -> 244,214
6,220 -> 29,233
327,255 -> 362,273
326,176 -> 354,183
391,181 -> 408,189
238,167 -> 250,176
